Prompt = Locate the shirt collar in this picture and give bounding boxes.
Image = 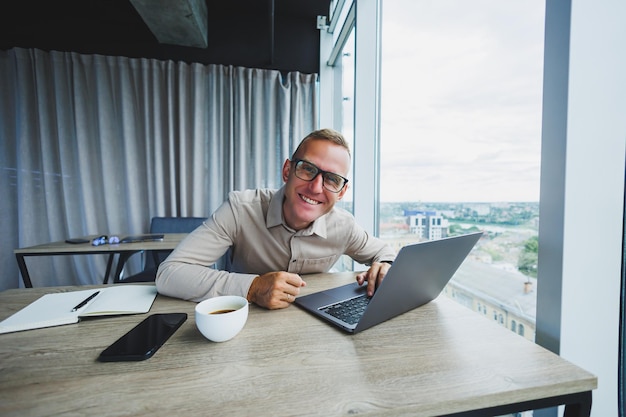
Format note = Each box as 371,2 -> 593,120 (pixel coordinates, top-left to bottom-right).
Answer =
267,187 -> 284,228
267,186 -> 328,238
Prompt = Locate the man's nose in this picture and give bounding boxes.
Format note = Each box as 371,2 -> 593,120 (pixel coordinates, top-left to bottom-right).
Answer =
308,172 -> 325,192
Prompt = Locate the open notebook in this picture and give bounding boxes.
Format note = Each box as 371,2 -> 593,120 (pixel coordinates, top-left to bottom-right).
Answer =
0,285 -> 157,334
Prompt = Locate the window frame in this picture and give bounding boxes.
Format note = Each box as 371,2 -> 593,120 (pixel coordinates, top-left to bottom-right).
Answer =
319,2 -> 626,417
319,0 -> 380,239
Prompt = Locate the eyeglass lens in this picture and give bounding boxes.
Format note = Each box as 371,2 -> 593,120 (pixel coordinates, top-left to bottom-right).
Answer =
294,160 -> 346,192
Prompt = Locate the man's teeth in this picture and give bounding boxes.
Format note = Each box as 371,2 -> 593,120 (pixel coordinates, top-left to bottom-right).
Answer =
301,195 -> 321,205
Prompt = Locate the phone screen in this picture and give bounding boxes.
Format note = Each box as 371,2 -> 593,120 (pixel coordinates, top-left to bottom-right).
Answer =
98,313 -> 187,362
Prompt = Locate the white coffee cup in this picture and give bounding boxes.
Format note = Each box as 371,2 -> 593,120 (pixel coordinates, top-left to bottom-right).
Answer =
195,296 -> 249,342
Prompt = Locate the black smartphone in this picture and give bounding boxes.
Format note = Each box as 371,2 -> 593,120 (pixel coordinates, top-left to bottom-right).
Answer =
98,313 -> 187,362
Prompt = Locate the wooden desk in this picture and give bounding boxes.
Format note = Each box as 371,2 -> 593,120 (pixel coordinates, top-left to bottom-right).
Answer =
0,273 -> 596,417
14,233 -> 187,287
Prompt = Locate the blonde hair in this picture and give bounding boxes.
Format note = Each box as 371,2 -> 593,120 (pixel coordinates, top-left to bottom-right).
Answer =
291,128 -> 351,159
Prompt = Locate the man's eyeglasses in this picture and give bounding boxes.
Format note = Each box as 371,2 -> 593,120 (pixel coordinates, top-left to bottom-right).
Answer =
291,159 -> 348,193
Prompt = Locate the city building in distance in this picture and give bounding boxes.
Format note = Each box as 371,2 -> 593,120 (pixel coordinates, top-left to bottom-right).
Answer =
379,202 -> 539,341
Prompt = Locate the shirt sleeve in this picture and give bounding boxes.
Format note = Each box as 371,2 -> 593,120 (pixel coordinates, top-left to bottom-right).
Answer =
155,199 -> 258,302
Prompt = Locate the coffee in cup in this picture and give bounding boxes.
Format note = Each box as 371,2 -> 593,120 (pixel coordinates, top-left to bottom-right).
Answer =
195,296 -> 249,342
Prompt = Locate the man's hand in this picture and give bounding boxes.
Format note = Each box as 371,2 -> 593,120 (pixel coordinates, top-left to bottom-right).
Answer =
247,271 -> 307,309
355,262 -> 392,297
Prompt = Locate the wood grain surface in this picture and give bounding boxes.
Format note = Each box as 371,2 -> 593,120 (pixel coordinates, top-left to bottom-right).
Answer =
0,272 -> 596,417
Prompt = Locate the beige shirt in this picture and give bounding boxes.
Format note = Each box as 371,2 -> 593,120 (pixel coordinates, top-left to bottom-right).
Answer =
155,187 -> 396,302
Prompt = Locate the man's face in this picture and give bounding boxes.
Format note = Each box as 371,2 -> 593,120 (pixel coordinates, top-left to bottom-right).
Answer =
281,139 -> 350,231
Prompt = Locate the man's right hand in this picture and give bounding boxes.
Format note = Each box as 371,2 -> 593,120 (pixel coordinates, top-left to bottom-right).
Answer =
247,271 -> 306,309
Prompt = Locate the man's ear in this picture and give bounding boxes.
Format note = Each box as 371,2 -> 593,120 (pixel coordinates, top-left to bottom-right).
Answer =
281,159 -> 291,183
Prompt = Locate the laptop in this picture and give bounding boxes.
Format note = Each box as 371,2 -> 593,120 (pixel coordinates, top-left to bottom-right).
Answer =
120,234 -> 165,243
294,231 -> 482,334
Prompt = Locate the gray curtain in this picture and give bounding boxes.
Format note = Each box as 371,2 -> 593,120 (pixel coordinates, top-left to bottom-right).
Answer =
0,48 -> 318,289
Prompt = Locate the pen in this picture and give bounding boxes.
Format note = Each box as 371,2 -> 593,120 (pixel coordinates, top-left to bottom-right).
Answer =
71,291 -> 100,312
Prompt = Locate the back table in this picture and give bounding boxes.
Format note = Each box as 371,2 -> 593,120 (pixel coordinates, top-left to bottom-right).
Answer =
14,233 -> 187,287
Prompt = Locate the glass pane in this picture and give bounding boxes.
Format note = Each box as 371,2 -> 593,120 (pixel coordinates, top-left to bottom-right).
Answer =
332,28 -> 356,272
380,0 -> 545,342
339,28 -> 355,209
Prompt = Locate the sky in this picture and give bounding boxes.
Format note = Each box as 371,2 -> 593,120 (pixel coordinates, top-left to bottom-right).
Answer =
378,0 -> 546,203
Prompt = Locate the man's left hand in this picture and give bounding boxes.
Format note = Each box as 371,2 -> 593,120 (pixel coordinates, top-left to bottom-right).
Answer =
356,262 -> 392,297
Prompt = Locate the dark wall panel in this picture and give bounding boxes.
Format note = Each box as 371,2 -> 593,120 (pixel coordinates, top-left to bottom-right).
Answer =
0,0 -> 329,74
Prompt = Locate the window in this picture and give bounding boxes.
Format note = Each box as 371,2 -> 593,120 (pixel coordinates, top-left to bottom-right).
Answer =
319,0 -> 545,341
319,1 -> 356,272
338,29 -> 355,211
379,0 -> 545,341
331,29 -> 356,273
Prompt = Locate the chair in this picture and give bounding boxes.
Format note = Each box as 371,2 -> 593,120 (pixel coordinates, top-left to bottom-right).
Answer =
119,217 -> 206,283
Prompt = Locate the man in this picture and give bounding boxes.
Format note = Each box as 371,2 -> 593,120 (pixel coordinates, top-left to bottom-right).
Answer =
155,128 -> 396,309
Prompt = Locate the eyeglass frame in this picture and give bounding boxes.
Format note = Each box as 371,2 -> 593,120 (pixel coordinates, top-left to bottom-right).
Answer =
290,158 -> 349,193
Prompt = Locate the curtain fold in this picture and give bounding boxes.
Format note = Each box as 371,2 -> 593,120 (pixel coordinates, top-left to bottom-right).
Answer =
0,48 -> 317,289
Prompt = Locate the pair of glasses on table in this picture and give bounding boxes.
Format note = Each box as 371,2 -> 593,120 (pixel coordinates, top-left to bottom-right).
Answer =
91,235 -> 120,246
291,159 -> 349,193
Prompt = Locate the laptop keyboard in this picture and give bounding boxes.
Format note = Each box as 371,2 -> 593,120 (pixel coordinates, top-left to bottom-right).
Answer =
320,295 -> 371,325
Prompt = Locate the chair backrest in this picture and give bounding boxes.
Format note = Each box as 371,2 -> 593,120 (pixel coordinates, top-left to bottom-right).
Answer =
147,217 -> 206,267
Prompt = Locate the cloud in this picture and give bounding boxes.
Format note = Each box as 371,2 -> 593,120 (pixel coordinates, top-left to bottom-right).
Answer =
379,0 -> 545,202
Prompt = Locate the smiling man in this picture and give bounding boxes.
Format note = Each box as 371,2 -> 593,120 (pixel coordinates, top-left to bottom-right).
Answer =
155,129 -> 396,309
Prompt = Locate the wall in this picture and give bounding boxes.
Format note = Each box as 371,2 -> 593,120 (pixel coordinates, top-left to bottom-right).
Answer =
0,0 -> 330,74
537,0 -> 626,416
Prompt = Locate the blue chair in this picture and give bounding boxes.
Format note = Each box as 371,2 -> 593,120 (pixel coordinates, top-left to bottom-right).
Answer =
119,217 -> 206,283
